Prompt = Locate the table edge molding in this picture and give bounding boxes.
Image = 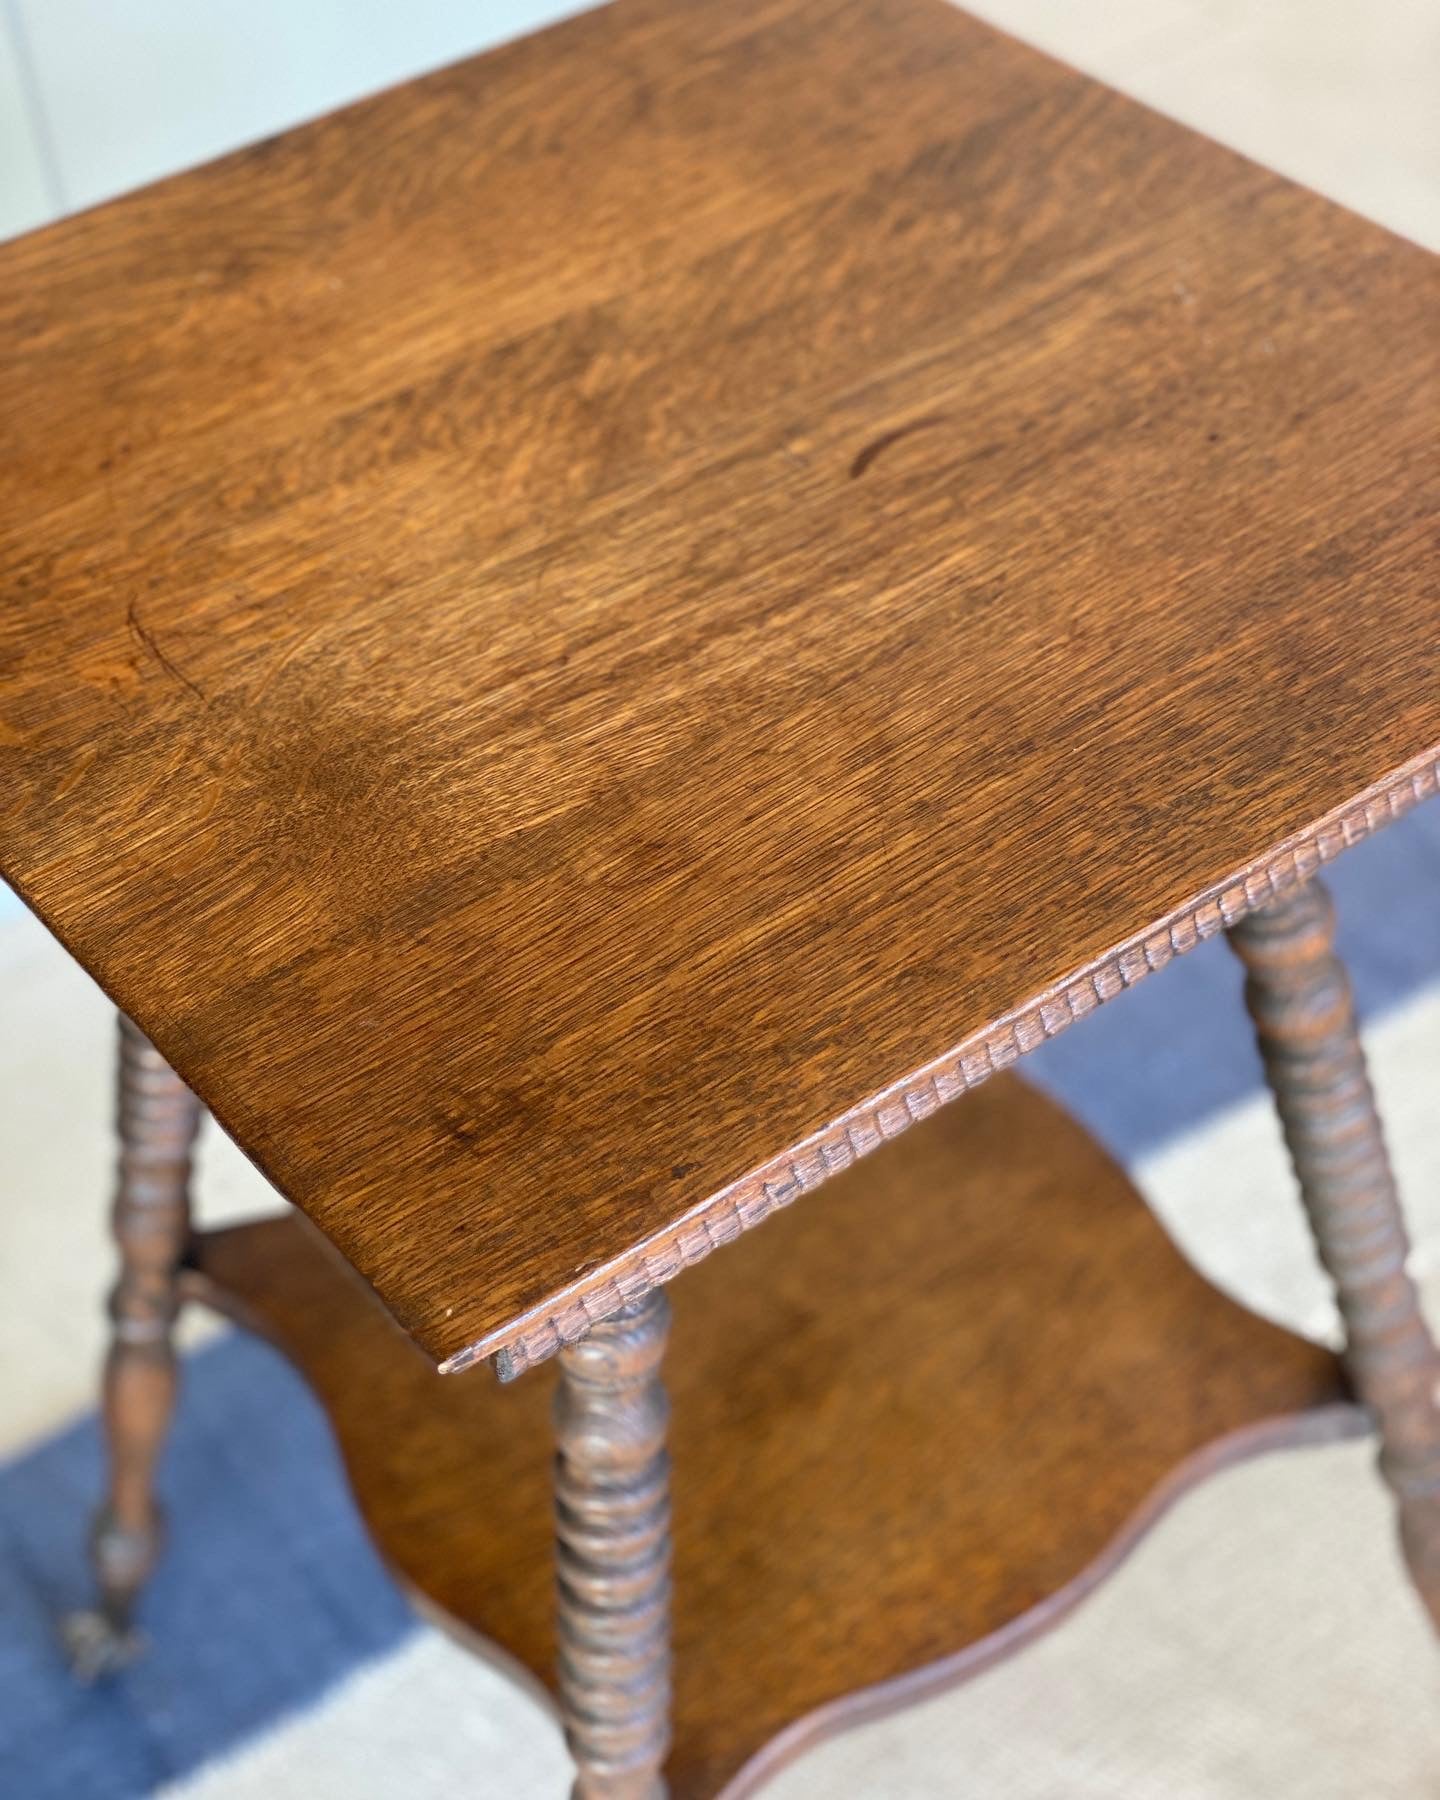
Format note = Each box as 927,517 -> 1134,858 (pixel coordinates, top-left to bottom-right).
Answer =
458,744 -> 1440,1379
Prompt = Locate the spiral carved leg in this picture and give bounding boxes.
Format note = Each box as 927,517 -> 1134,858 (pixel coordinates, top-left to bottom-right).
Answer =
66,1014 -> 203,1678
1228,880 -> 1440,1629
554,1291 -> 672,1800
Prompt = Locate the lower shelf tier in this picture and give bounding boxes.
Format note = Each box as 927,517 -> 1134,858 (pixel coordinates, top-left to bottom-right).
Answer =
185,1072 -> 1358,1798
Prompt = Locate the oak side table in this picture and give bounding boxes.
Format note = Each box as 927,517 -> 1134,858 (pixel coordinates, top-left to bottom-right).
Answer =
2,1 -> 1438,1794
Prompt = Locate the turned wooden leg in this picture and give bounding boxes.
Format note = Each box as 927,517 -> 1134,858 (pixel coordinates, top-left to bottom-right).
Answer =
554,1291 -> 672,1800
1228,879 -> 1440,1628
66,1013 -> 203,1677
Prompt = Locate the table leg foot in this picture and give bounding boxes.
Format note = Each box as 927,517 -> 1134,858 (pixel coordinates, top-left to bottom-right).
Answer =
554,1290 -> 672,1799
61,1606 -> 145,1683
71,1014 -> 203,1665
1229,879 -> 1440,1631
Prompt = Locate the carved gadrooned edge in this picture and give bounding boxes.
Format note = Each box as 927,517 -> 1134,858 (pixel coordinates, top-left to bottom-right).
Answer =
452,748 -> 1440,1380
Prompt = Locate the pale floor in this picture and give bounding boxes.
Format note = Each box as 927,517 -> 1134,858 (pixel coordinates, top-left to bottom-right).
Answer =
2,1 -> 1439,1793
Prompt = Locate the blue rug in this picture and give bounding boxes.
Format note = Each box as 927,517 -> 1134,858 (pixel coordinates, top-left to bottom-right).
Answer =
0,1337 -> 412,1800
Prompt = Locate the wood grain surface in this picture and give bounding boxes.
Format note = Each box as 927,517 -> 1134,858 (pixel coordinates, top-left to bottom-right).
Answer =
187,1076 -> 1355,1798
1,0 -> 1437,1370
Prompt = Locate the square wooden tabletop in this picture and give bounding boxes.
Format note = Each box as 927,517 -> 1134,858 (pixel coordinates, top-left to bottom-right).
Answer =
1,0 -> 1436,1375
